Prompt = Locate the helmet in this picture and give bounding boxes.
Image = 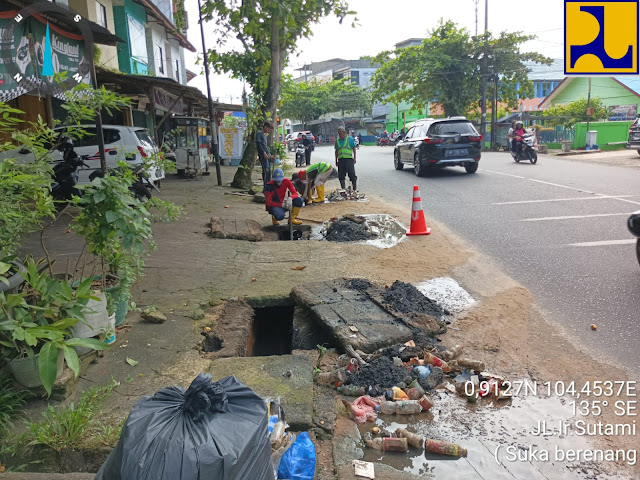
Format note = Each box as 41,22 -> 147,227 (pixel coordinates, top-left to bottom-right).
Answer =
273,168 -> 285,182
515,121 -> 524,127
292,172 -> 299,181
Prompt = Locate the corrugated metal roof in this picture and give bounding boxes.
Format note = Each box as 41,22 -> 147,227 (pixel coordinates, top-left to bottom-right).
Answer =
613,77 -> 640,96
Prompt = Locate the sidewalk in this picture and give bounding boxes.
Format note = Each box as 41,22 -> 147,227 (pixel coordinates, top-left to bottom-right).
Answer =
550,147 -> 640,168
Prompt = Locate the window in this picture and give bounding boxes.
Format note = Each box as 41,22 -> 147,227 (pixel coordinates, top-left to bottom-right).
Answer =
542,81 -> 552,97
350,71 -> 360,85
404,127 -> 416,139
68,128 -> 121,147
135,130 -> 157,150
175,60 -> 179,81
428,121 -> 477,136
128,16 -> 147,61
158,46 -> 164,74
96,2 -> 107,28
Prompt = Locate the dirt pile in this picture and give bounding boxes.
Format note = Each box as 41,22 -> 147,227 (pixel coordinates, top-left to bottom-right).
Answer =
326,220 -> 371,242
347,356 -> 413,389
326,188 -> 367,202
382,280 -> 448,316
348,278 -> 371,291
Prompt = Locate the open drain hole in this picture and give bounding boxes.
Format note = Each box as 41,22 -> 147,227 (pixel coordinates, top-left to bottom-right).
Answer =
277,229 -> 307,241
202,334 -> 223,353
249,306 -> 294,356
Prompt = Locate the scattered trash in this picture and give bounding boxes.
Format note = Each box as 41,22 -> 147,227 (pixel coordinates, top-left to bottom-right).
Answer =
95,374 -> 274,480
343,396 -> 381,424
326,188 -> 367,202
366,437 -> 408,452
291,266 -> 307,271
349,325 -> 359,333
126,357 -> 138,367
424,439 -> 468,457
379,400 -> 422,415
224,205 -> 230,208
353,460 -> 375,479
252,278 -> 257,282
591,323 -> 597,330
371,427 -> 380,435
414,365 -> 431,380
277,432 -> 316,480
396,428 -> 425,449
404,340 -> 416,348
456,359 -> 485,372
441,344 -> 464,361
337,385 -> 366,396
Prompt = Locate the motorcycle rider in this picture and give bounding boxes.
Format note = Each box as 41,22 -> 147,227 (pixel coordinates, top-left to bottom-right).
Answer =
512,121 -> 526,156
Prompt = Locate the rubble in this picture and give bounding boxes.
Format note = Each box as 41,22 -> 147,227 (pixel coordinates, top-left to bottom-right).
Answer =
326,188 -> 367,202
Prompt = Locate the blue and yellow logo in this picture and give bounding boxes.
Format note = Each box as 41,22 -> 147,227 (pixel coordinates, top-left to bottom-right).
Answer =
565,0 -> 638,75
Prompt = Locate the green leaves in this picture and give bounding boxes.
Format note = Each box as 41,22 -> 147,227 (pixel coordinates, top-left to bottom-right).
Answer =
38,342 -> 60,396
545,98 -> 608,129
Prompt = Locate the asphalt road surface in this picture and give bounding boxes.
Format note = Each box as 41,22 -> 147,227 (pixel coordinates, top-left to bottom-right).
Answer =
312,145 -> 640,375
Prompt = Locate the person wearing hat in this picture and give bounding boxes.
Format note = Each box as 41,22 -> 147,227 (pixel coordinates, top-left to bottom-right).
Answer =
334,126 -> 357,190
256,121 -> 275,189
264,168 -> 303,225
292,162 -> 334,204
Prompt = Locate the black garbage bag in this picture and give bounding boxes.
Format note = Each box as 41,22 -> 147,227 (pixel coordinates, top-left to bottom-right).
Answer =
95,374 -> 275,480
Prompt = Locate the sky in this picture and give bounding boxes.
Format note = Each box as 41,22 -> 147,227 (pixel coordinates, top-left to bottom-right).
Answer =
183,0 -> 565,102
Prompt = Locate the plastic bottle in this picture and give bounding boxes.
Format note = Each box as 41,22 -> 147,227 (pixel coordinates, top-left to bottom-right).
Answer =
337,385 -> 366,396
423,352 -> 451,372
457,359 -> 485,372
425,439 -> 468,457
441,345 -> 464,361
270,421 -> 286,448
365,437 -> 408,452
379,400 -> 422,415
396,427 -> 425,449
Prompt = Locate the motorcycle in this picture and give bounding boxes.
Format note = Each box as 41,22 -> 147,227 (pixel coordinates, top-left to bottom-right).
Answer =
295,144 -> 306,167
511,134 -> 538,164
89,164 -> 158,202
628,212 -> 640,268
51,140 -> 89,206
377,136 -> 389,146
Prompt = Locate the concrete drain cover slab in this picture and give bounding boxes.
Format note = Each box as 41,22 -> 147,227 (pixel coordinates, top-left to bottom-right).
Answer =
209,217 -> 263,241
291,279 -> 414,353
207,353 -> 313,430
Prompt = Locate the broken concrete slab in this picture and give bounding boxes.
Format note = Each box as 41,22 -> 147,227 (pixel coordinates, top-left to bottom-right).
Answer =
292,306 -> 334,350
207,353 -> 313,430
291,279 -> 414,353
201,299 -> 253,359
208,217 -> 264,241
333,417 -> 364,467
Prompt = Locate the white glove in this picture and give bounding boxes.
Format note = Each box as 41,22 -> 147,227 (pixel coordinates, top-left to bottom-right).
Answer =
283,198 -> 293,211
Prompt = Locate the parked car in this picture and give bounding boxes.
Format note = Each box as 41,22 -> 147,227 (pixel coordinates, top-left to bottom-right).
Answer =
627,116 -> 640,154
0,125 -> 165,185
287,131 -> 315,151
393,117 -> 482,176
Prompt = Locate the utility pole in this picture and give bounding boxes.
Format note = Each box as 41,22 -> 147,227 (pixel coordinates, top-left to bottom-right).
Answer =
491,73 -> 498,149
197,0 -> 222,186
480,0 -> 488,149
474,0 -> 479,36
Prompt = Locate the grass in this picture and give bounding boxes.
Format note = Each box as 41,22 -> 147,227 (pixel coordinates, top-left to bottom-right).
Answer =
25,379 -> 120,451
0,372 -> 27,439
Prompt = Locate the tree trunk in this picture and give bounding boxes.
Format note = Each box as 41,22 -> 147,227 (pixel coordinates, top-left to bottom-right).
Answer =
230,130 -> 258,189
268,14 -> 281,146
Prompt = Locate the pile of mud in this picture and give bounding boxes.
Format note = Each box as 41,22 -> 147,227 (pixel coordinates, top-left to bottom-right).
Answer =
347,356 -> 413,389
326,219 -> 371,242
382,280 -> 449,316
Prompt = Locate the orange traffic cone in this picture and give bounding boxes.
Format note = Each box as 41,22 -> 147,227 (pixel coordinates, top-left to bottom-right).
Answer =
406,185 -> 431,236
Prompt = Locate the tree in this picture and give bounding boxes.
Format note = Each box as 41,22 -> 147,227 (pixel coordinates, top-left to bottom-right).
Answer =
279,78 -> 371,128
201,0 -> 354,189
544,98 -> 609,128
370,20 -> 551,117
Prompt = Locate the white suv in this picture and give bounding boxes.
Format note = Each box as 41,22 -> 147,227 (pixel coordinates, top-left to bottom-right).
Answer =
1,125 -> 165,185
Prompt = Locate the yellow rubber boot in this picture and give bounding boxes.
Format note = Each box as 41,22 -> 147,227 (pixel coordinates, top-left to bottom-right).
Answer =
313,184 -> 325,203
291,206 -> 303,225
307,188 -> 313,205
272,215 -> 280,225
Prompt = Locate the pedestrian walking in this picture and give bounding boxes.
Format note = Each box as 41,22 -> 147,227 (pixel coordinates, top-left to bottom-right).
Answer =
256,121 -> 275,189
334,126 -> 357,191
302,133 -> 313,166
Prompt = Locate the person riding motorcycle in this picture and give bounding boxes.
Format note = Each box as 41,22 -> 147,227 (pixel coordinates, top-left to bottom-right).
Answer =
512,121 -> 526,156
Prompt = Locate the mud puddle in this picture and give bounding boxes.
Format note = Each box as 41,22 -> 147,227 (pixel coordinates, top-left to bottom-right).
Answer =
358,391 -> 633,479
311,214 -> 406,249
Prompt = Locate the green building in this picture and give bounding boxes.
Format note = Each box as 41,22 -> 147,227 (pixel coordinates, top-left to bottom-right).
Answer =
540,77 -> 640,149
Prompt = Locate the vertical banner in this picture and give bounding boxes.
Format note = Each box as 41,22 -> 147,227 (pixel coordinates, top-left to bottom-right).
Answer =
218,126 -> 243,159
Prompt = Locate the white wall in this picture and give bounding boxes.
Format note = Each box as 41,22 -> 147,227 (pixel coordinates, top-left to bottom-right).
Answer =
168,40 -> 181,83
146,23 -> 167,77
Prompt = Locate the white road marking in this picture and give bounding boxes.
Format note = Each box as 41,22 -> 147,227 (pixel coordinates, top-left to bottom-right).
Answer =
481,169 -> 640,206
568,239 -> 636,247
522,212 -> 632,222
492,195 -> 634,205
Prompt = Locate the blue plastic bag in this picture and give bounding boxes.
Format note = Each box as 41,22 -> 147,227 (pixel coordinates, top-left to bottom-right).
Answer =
277,432 -> 316,480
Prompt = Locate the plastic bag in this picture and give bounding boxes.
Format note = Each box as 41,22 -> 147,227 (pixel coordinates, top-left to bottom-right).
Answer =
277,432 -> 316,480
95,374 -> 274,480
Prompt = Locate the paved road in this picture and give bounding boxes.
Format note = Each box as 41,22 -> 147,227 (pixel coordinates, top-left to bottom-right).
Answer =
311,145 -> 640,374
